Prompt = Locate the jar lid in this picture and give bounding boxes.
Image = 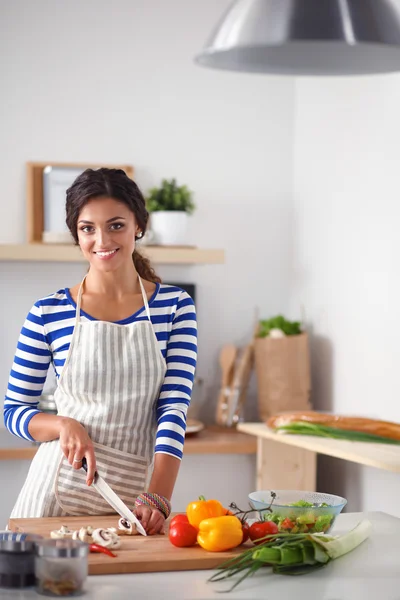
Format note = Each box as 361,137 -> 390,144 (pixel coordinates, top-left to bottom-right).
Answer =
0,532 -> 43,553
35,539 -> 88,558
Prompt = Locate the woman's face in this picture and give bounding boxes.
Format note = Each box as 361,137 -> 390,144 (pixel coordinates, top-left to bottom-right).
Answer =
77,197 -> 141,272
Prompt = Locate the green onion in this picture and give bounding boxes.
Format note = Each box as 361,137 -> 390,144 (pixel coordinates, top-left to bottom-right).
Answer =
208,519 -> 371,592
276,421 -> 400,445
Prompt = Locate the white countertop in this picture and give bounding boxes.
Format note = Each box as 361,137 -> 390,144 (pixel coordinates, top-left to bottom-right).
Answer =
2,511 -> 400,600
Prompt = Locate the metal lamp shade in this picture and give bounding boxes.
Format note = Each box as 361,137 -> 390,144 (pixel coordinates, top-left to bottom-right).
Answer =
194,0 -> 400,76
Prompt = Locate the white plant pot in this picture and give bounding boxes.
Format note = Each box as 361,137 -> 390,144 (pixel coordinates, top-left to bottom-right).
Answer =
150,211 -> 189,246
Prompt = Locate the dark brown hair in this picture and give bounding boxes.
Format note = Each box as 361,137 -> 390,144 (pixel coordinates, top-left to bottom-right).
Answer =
65,168 -> 161,283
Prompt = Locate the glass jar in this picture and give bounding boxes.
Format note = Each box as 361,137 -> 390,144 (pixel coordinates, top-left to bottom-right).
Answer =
38,393 -> 58,415
35,539 -> 88,597
0,531 -> 43,589
186,377 -> 205,420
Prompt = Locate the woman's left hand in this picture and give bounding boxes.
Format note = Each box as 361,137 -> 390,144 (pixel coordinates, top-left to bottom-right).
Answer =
134,505 -> 165,535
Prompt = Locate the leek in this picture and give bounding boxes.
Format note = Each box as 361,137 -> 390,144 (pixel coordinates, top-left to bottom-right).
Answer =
209,519 -> 371,592
276,421 -> 400,445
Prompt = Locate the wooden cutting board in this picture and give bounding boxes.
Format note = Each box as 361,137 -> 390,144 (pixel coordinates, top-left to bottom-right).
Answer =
8,515 -> 251,575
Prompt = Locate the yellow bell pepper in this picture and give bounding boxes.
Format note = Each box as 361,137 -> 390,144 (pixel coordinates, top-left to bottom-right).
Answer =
186,496 -> 227,530
197,516 -> 244,552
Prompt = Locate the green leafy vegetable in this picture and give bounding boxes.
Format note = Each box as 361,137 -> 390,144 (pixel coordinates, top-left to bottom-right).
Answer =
276,421 -> 400,445
314,514 -> 333,533
208,519 -> 371,592
257,315 -> 302,338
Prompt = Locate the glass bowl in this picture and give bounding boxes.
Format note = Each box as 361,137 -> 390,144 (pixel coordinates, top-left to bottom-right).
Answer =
248,490 -> 347,534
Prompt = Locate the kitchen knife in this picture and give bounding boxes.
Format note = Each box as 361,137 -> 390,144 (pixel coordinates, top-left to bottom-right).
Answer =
81,458 -> 147,536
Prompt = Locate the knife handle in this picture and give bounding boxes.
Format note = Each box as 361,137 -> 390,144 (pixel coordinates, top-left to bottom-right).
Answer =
81,457 -> 98,478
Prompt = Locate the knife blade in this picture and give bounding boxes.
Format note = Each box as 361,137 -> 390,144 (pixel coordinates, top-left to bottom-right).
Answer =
81,458 -> 147,536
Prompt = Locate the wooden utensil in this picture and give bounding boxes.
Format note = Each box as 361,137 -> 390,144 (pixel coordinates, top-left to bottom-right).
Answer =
215,344 -> 238,426
226,342 -> 254,427
225,314 -> 259,427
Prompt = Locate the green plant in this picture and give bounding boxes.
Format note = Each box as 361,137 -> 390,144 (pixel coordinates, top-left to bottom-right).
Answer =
146,178 -> 196,214
257,315 -> 302,338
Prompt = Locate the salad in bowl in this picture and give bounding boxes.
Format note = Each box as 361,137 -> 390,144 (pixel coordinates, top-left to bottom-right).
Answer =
248,490 -> 347,534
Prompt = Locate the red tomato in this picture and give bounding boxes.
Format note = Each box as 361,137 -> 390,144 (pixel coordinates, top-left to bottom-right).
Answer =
249,520 -> 279,545
169,514 -> 189,528
169,522 -> 197,548
280,518 -> 295,530
241,522 -> 250,543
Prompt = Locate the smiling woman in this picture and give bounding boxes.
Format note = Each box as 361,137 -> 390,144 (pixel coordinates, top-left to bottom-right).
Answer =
78,208 -> 137,267
3,168 -> 197,536
66,168 -> 160,284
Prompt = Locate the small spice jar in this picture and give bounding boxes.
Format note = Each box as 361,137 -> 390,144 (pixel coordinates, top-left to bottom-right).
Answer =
0,531 -> 43,589
35,539 -> 89,597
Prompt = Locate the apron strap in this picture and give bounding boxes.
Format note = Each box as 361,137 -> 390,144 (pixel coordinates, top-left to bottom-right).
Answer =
75,275 -> 86,324
138,276 -> 152,322
76,275 -> 151,322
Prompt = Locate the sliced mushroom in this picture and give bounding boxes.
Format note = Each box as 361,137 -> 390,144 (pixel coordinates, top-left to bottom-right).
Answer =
110,537 -> 121,549
117,518 -> 138,536
107,527 -> 127,537
71,527 -> 93,543
92,528 -> 121,549
50,525 -> 74,539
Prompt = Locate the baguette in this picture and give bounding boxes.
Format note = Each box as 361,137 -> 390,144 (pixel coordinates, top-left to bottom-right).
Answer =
267,411 -> 400,442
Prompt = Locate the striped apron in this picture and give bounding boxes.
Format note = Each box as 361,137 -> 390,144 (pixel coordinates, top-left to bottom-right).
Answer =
10,276 -> 166,518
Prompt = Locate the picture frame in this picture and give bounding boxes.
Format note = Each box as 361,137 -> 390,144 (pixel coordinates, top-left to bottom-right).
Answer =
26,162 -> 134,243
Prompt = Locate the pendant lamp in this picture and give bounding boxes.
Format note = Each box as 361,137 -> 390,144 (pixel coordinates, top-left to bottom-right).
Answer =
194,0 -> 400,76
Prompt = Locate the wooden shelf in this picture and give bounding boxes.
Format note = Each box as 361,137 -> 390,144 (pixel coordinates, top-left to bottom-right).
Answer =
184,426 -> 257,455
0,427 -> 256,461
0,244 -> 224,265
237,422 -> 400,473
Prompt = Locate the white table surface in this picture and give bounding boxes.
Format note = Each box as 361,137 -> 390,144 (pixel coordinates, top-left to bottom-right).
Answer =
2,511 -> 400,600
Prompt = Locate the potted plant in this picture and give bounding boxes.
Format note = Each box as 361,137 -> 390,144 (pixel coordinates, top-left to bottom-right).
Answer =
145,178 -> 196,246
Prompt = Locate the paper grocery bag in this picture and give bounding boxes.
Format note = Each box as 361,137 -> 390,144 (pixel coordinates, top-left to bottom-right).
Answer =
254,332 -> 311,421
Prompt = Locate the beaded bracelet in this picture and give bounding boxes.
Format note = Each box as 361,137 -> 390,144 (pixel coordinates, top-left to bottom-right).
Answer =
135,492 -> 172,520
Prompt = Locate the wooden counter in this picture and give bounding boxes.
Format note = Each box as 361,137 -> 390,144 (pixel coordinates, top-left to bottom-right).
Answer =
237,422 -> 400,473
236,422 -> 400,492
0,426 -> 256,461
8,514 -> 250,574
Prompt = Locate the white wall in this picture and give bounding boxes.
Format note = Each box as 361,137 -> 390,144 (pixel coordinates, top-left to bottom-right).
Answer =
291,74 -> 400,517
0,0 -> 295,417
0,0 -> 295,511
3,0 -> 398,521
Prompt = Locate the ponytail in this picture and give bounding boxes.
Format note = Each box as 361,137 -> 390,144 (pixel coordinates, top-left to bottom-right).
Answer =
132,250 -> 162,283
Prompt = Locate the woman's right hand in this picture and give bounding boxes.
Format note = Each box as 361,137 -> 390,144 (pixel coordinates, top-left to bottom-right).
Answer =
59,417 -> 96,486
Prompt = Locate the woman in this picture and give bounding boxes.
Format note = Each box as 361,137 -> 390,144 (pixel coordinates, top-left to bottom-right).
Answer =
3,168 -> 197,535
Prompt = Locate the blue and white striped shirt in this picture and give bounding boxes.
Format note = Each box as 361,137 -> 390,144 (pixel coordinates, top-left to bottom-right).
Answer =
3,284 -> 197,460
